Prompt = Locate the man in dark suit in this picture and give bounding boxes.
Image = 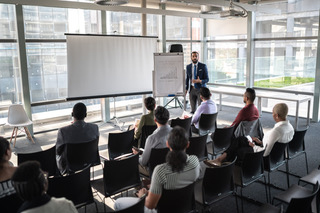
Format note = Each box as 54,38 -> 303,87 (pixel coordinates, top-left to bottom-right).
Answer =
185,51 -> 209,113
55,102 -> 99,175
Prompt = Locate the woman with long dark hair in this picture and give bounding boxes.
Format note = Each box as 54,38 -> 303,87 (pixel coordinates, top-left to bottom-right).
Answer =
115,126 -> 200,211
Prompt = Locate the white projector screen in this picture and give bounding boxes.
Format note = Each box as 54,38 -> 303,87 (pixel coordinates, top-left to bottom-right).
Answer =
66,34 -> 157,100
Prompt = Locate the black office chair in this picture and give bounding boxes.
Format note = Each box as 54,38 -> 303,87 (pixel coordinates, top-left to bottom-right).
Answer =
157,182 -> 196,213
264,142 -> 289,202
101,154 -> 141,212
286,128 -> 309,178
257,185 -> 318,213
169,44 -> 183,53
139,125 -> 157,149
233,150 -> 268,213
198,112 -> 218,136
108,128 -> 134,160
17,145 -> 58,176
114,195 -> 146,213
270,182 -> 319,213
0,193 -> 23,213
66,137 -> 100,176
194,157 -> 238,213
207,126 -> 235,159
47,165 -> 97,212
149,148 -> 170,178
187,134 -> 208,161
170,117 -> 192,136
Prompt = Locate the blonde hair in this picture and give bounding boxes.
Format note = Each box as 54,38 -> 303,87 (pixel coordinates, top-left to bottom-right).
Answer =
273,103 -> 288,120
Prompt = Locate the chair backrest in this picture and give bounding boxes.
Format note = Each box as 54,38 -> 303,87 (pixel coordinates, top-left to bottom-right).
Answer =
103,154 -> 141,197
115,195 -> 146,213
149,148 -> 170,177
198,113 -> 218,135
187,134 -> 208,161
202,157 -> 236,205
66,137 -> 100,172
140,125 -> 157,149
287,128 -> 308,159
0,193 -> 23,213
170,117 -> 192,134
157,182 -> 196,213
108,129 -> 134,160
286,183 -> 319,213
234,119 -> 264,140
234,150 -> 265,187
264,142 -> 287,172
47,165 -> 94,208
210,126 -> 235,155
7,104 -> 31,125
17,145 -> 58,176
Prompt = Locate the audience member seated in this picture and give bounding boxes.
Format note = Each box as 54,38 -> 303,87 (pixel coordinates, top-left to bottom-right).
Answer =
132,106 -> 172,177
187,87 -> 217,134
0,137 -> 17,199
134,97 -> 156,147
56,102 -> 99,175
12,161 -> 77,213
115,126 -> 200,212
206,103 -> 294,166
230,88 -> 259,129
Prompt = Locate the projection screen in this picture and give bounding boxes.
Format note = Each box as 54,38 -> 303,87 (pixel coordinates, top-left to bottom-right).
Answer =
66,34 -> 157,100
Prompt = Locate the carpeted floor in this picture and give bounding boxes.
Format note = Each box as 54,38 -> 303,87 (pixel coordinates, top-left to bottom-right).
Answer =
7,103 -> 320,213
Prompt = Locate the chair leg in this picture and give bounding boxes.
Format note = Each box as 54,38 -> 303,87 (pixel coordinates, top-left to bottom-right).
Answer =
304,153 -> 309,174
10,127 -> 16,144
240,188 -> 244,213
24,127 -> 35,143
13,127 -> 18,147
286,160 -> 290,188
268,173 -> 272,203
263,176 -> 269,203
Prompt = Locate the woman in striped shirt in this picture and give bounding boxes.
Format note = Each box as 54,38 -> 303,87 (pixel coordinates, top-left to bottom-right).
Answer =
114,126 -> 200,212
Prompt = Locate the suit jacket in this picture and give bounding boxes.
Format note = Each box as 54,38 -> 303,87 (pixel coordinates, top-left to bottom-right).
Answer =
56,120 -> 99,174
185,62 -> 209,91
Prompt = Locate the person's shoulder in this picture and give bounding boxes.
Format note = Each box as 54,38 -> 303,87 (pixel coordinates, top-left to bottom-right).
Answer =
188,155 -> 200,166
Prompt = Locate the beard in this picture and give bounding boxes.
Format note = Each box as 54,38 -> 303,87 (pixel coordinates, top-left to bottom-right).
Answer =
192,59 -> 198,64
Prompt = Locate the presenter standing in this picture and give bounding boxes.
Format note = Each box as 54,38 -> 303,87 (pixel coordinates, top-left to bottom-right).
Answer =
185,51 -> 209,113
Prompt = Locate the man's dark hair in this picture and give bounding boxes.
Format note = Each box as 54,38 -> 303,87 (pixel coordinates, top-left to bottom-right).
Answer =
72,102 -> 87,120
154,106 -> 169,125
191,51 -> 199,56
144,97 -> 156,111
12,161 -> 47,201
245,88 -> 256,102
200,87 -> 211,100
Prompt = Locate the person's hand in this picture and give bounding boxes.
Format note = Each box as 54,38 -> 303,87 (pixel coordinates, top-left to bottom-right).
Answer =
184,115 -> 189,119
192,77 -> 201,84
137,188 -> 148,198
248,141 -> 255,147
132,148 -> 139,155
252,137 -> 262,145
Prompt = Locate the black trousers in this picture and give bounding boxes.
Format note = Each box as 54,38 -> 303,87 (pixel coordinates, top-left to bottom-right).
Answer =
225,136 -> 253,163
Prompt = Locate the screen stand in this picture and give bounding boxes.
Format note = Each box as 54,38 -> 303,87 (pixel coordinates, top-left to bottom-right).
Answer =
108,97 -> 125,131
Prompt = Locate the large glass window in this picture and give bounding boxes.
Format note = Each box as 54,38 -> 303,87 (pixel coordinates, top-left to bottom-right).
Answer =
255,12 -> 318,92
206,18 -> 247,85
0,4 -> 20,109
255,39 -> 317,90
107,11 -> 141,35
166,16 -> 190,40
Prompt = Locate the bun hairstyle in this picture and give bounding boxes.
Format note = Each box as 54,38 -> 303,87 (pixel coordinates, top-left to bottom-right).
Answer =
12,161 -> 47,201
166,126 -> 189,172
0,137 -> 10,163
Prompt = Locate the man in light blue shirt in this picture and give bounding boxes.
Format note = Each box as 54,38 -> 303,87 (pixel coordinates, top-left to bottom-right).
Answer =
191,87 -> 217,132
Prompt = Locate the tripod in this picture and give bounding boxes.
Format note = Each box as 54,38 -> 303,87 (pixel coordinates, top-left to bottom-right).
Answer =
108,97 -> 125,131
